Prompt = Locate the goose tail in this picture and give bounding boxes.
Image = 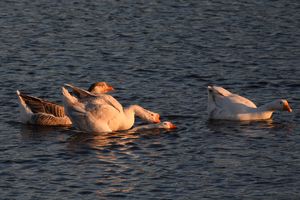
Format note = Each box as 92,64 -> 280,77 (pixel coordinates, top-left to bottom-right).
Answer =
207,85 -> 232,97
16,90 -> 33,123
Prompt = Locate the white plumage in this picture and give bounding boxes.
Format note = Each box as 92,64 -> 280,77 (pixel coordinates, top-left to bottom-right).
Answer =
62,84 -> 161,133
207,85 -> 292,121
16,82 -> 114,126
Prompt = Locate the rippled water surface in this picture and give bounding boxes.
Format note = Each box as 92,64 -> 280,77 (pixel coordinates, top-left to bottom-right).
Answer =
0,0 -> 300,199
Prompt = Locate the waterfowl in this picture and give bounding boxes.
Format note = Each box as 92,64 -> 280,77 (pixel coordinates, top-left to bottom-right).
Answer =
130,121 -> 177,132
207,85 -> 292,121
62,84 -> 161,133
17,82 -> 114,126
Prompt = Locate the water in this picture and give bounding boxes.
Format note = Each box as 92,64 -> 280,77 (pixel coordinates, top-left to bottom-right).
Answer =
0,0 -> 299,199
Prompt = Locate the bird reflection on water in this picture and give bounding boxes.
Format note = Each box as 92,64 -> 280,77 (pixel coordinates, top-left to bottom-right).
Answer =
19,122 -> 176,151
18,123 -> 177,198
66,125 -> 176,151
19,123 -> 70,141
68,126 -> 178,198
206,118 -> 295,137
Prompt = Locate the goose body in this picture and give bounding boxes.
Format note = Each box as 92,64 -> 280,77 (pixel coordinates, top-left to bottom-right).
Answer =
207,85 -> 292,121
62,84 -> 160,133
16,82 -> 114,126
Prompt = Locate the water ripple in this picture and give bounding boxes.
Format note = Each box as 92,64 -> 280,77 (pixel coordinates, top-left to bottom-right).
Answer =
0,0 -> 299,199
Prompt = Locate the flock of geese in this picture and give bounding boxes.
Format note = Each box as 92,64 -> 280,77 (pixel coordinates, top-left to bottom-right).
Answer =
16,82 -> 292,134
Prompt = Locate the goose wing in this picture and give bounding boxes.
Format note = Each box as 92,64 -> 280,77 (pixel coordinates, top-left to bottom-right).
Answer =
208,86 -> 257,108
92,94 -> 123,113
84,95 -> 124,132
208,85 -> 232,97
227,94 -> 257,108
208,86 -> 258,119
62,86 -> 122,132
17,91 -> 65,117
64,83 -> 97,98
64,83 -> 123,113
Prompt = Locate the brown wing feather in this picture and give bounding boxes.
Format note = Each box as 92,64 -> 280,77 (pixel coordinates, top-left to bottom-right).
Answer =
31,113 -> 71,126
19,92 -> 65,117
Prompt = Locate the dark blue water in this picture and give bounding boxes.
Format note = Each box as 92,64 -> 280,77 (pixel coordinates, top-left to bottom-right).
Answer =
0,0 -> 300,199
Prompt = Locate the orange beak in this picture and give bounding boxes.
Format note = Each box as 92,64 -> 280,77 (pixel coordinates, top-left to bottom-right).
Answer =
283,101 -> 292,112
168,122 -> 177,129
154,114 -> 161,123
106,85 -> 114,92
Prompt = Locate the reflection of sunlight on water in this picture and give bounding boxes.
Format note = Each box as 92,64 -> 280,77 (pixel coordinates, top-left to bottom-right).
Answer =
65,128 -> 176,197
19,123 -> 70,141
68,132 -> 142,194
203,118 -> 298,176
18,123 -> 176,198
66,131 -> 141,197
67,131 -> 139,150
66,126 -> 174,152
206,118 -> 296,136
95,176 -> 135,198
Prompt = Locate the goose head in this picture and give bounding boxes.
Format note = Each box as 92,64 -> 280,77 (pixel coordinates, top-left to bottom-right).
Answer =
136,108 -> 160,123
145,111 -> 161,123
274,99 -> 292,112
160,121 -> 177,129
88,82 -> 114,94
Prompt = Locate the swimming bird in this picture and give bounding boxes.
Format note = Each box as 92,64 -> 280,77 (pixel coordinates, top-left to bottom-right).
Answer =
207,85 -> 292,121
130,121 -> 177,132
17,82 -> 114,126
62,84 -> 161,133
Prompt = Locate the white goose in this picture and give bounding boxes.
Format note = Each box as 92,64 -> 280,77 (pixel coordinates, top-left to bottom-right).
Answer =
62,84 -> 161,133
130,121 -> 177,132
17,82 -> 114,126
207,85 -> 292,121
